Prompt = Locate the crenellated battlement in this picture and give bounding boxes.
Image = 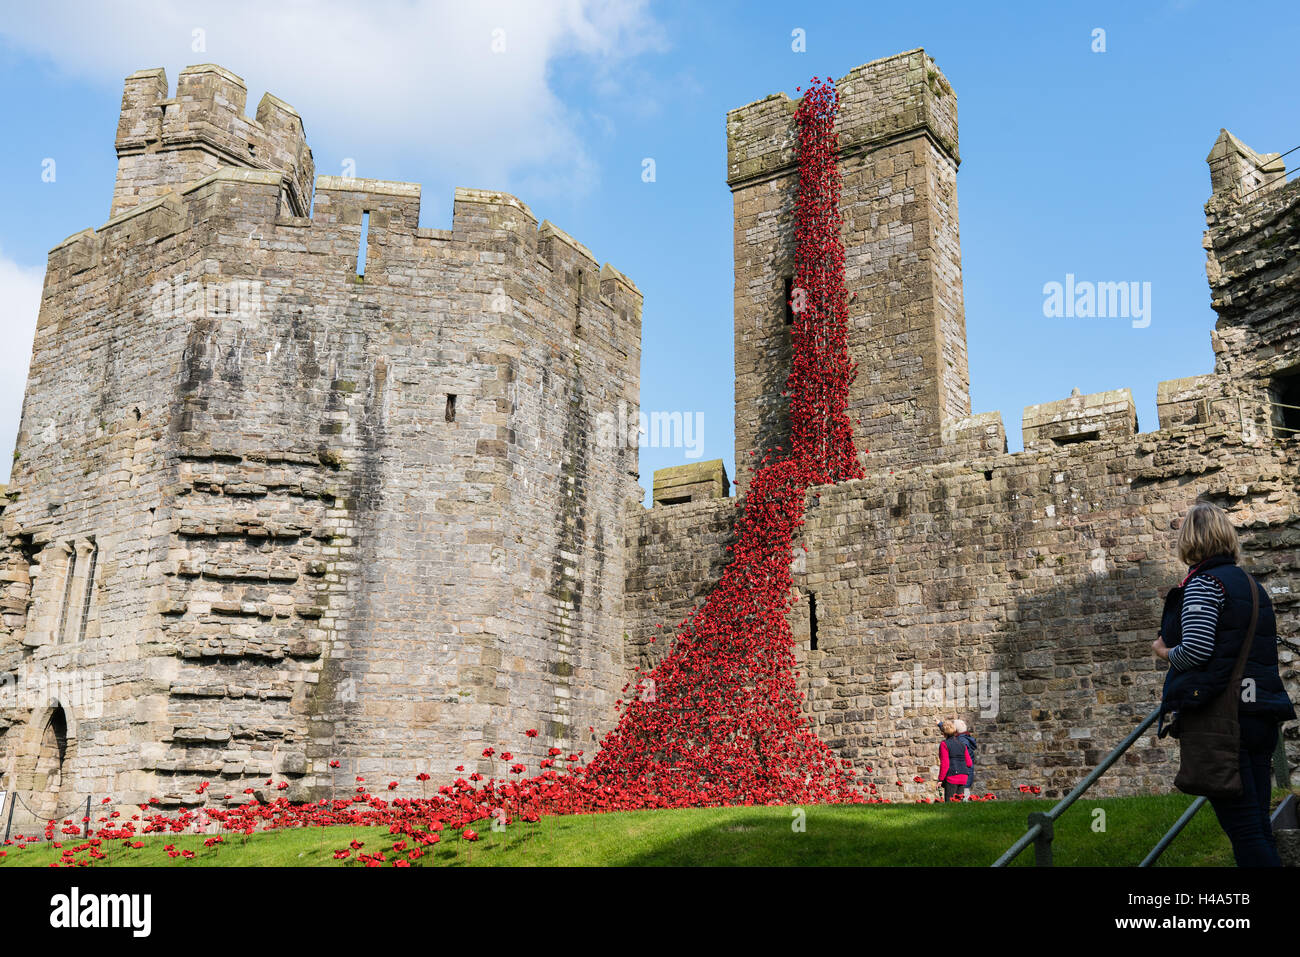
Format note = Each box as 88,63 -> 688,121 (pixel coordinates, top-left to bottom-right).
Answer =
726,48 -> 958,189
112,64 -> 314,219
49,164 -> 640,369
1022,388 -> 1137,451
933,371 -> 1277,463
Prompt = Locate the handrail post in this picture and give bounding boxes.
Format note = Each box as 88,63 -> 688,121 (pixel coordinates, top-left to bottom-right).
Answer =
1274,731 -> 1291,788
1028,811 -> 1053,866
3,790 -> 14,844
992,705 -> 1160,866
83,796 -> 91,838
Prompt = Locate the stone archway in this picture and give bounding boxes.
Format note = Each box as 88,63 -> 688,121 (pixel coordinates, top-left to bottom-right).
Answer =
27,705 -> 75,821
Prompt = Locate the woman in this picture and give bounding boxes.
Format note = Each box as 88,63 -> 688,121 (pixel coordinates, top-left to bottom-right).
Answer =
1154,501 -> 1295,866
954,719 -> 977,798
937,719 -> 972,802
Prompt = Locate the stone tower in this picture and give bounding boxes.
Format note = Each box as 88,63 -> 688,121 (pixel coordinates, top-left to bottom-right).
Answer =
627,60 -> 1298,798
727,49 -> 970,492
0,64 -> 642,809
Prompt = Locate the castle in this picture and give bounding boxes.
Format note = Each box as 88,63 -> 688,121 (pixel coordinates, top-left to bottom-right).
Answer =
1,50 -> 1295,816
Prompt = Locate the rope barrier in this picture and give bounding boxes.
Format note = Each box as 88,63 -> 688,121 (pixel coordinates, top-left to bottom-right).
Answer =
11,789 -> 91,823
2,790 -> 93,842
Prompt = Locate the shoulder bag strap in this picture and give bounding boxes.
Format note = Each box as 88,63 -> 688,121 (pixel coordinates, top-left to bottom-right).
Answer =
1227,574 -> 1260,701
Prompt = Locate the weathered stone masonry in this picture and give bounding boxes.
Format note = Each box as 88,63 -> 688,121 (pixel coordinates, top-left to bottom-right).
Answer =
628,50 -> 1299,800
728,50 -> 970,495
2,50 -> 1296,812
1,63 -> 642,807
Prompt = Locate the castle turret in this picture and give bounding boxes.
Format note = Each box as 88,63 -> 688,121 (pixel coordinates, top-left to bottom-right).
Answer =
0,63 -> 639,808
1206,129 -> 1286,203
1202,130 -> 1300,438
727,49 -> 969,491
111,64 -> 314,218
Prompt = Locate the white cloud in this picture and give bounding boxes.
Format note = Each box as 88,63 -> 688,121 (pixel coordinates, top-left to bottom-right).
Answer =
0,254 -> 44,485
0,0 -> 666,199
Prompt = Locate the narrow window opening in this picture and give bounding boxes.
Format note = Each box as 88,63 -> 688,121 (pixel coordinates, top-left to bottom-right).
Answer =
658,495 -> 691,507
356,210 -> 371,277
445,394 -> 457,423
809,591 -> 819,651
77,541 -> 97,642
54,547 -> 76,645
1270,367 -> 1300,437
1050,430 -> 1101,446
784,276 -> 795,325
576,270 -> 584,334
984,470 -> 993,481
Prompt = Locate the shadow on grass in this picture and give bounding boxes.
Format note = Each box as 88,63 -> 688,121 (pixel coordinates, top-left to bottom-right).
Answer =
620,804 -> 1010,867
433,799 -> 1241,868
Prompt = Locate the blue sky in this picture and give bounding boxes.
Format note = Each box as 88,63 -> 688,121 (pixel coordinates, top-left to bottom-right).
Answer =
1,0 -> 1297,493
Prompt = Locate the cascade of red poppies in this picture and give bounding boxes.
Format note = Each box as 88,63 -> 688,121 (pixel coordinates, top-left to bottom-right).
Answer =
24,81 -> 876,868
787,80 -> 862,485
578,77 -> 865,804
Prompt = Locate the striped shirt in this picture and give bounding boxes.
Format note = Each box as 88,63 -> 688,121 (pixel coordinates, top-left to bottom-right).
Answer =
1168,574 -> 1226,672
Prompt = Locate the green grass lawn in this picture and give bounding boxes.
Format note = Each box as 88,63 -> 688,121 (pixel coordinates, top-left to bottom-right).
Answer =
6,789 -> 1288,866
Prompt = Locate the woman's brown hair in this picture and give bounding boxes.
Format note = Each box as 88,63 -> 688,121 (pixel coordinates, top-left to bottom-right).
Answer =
1176,501 -> 1242,566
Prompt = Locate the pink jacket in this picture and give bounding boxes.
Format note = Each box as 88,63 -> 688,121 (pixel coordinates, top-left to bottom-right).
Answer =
939,738 -> 972,785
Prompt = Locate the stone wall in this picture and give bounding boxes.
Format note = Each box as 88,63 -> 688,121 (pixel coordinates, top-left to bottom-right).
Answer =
623,498 -> 735,679
626,422 -> 1298,800
792,425 -> 1297,800
651,459 -> 730,506
1203,134 -> 1300,428
0,67 -> 641,807
625,58 -> 1300,803
2,51 -> 1296,816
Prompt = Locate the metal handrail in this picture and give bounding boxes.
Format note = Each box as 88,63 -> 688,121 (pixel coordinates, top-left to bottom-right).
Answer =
1143,793 -> 1300,867
1140,796 -> 1209,866
1268,398 -> 1300,433
992,705 -> 1161,866
993,703 -> 1297,866
1203,394 -> 1300,434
